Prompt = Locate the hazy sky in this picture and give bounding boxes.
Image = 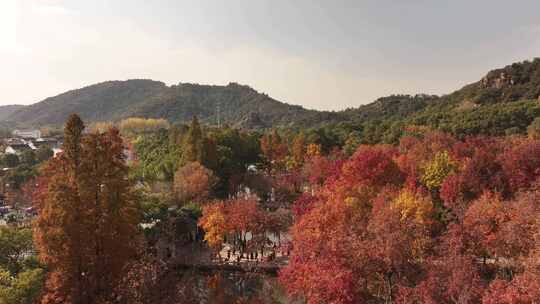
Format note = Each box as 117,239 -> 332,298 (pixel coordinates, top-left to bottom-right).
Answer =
2,0 -> 540,110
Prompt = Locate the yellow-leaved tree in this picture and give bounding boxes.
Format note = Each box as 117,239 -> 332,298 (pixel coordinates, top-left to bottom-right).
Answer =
421,150 -> 456,190
198,203 -> 228,257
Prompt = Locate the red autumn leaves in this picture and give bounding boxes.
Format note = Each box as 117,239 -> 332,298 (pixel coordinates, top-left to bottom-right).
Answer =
280,133 -> 540,304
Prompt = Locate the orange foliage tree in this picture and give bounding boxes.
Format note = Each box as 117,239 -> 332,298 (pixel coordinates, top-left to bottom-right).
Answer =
173,161 -> 217,205
34,114 -> 140,304
199,202 -> 228,254
260,130 -> 288,172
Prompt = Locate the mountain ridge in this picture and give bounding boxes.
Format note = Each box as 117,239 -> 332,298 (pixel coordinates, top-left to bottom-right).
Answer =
0,105 -> 26,122
2,58 -> 540,130
3,80 -> 344,129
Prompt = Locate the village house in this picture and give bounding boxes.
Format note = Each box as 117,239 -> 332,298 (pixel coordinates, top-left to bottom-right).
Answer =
2,134 -> 61,156
12,129 -> 41,139
31,137 -> 60,148
4,141 -> 33,155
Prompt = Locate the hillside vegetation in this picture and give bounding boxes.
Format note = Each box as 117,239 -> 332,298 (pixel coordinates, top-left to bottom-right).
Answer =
3,81 -> 341,129
2,58 -> 540,138
0,105 -> 25,121
321,58 -> 540,144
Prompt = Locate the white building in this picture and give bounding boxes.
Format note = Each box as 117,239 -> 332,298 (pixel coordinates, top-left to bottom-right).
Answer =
12,129 -> 41,139
5,143 -> 33,155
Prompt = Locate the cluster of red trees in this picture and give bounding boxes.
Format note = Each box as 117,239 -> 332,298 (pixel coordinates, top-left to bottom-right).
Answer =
280,132 -> 540,303
199,197 -> 291,261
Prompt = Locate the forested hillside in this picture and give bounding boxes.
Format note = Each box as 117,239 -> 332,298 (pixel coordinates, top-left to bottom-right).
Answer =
3,58 -> 540,140
318,58 -> 540,145
0,105 -> 25,121
4,81 -> 342,129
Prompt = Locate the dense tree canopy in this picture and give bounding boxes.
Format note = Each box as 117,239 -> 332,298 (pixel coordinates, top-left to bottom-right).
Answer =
0,227 -> 44,304
173,161 -> 217,205
280,132 -> 540,304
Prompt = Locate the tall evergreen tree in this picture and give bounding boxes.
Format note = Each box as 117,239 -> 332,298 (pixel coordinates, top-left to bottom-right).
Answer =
182,116 -> 204,164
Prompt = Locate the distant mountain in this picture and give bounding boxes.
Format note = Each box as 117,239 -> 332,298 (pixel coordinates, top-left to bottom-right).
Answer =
4,80 -> 343,129
0,105 -> 26,122
335,58 -> 540,141
3,58 -> 540,132
6,80 -> 168,127
343,58 -> 540,121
